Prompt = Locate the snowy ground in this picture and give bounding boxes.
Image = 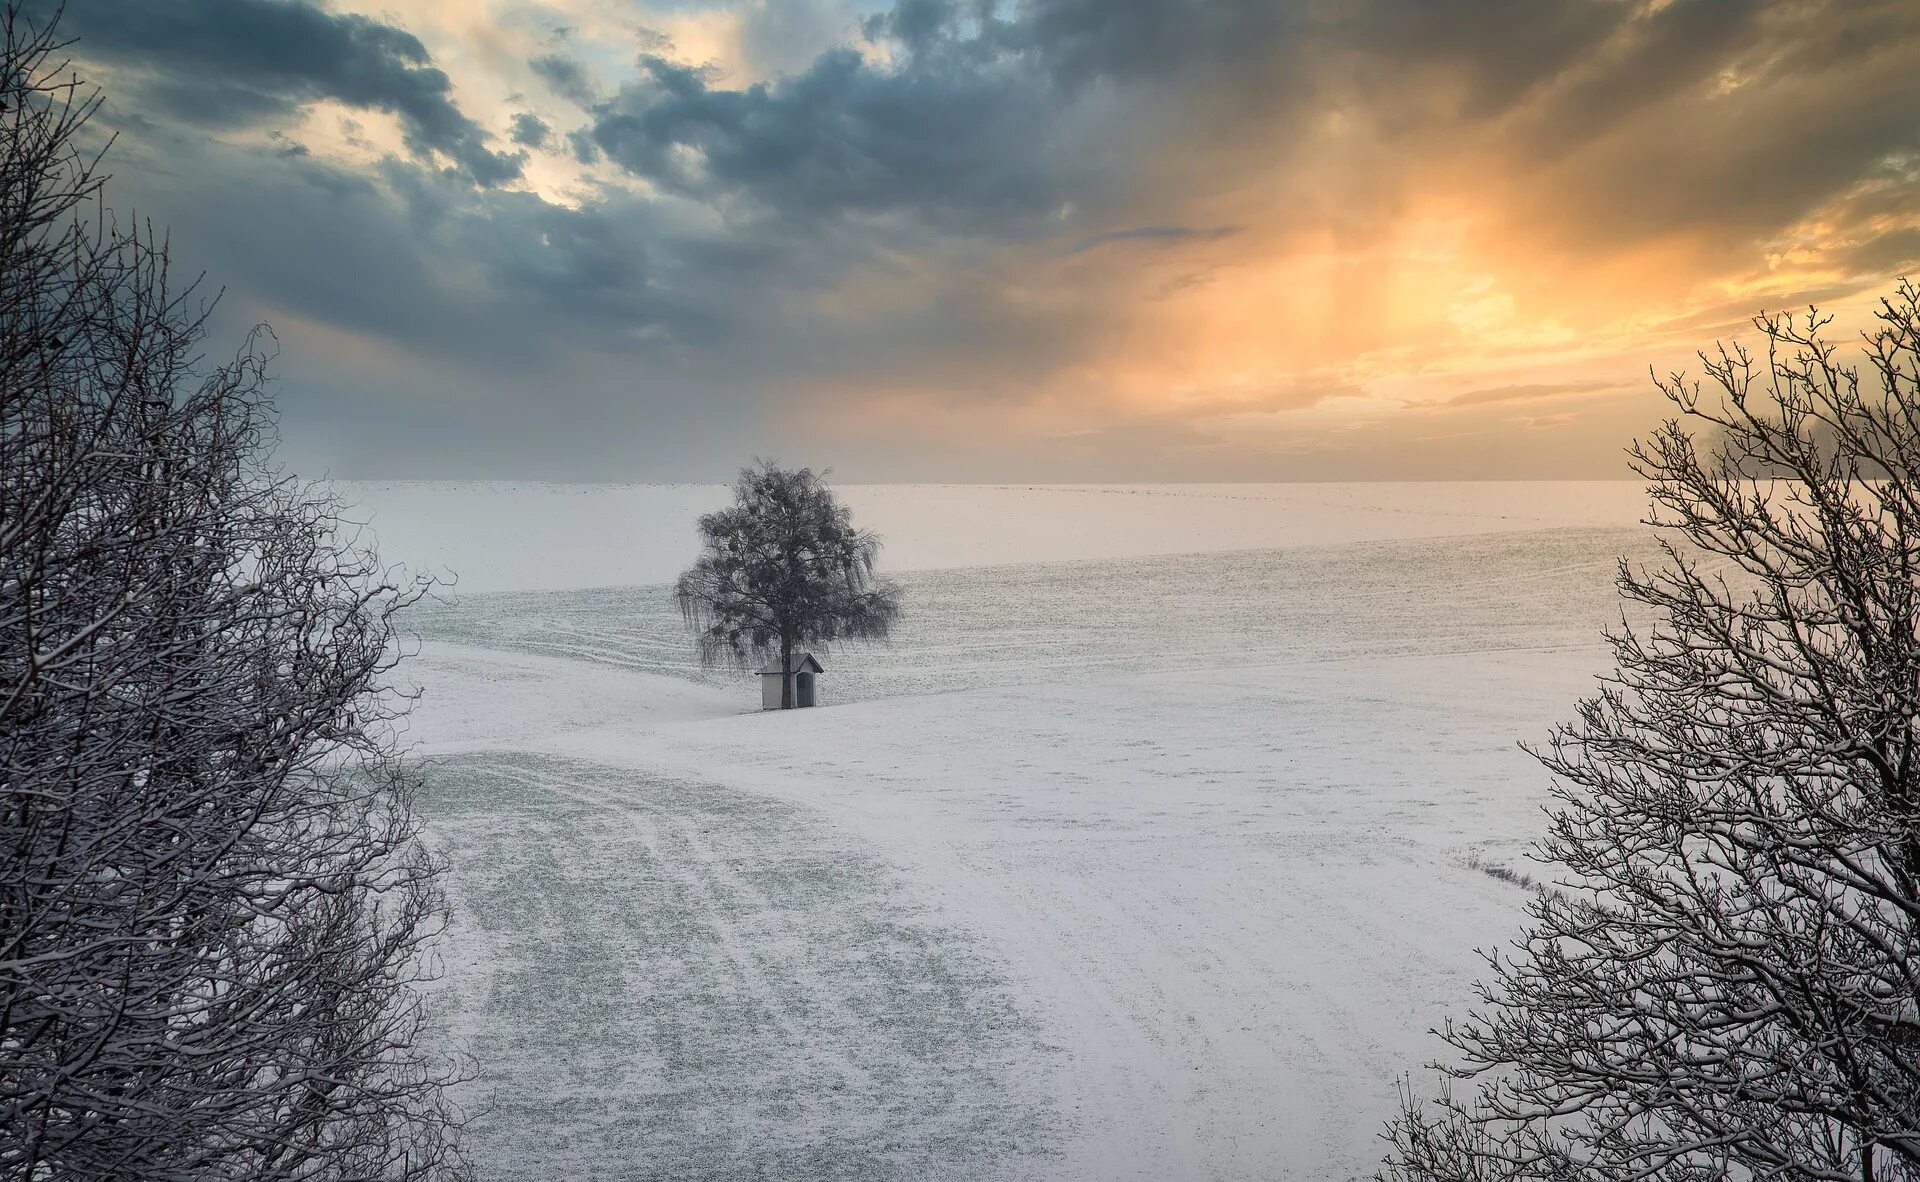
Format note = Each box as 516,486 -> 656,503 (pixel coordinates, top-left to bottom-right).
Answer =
389,483 -> 1661,1181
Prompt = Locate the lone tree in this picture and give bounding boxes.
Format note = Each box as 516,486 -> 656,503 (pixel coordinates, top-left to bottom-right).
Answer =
675,461 -> 901,707
1382,280 -> 1920,1182
0,8 -> 465,1179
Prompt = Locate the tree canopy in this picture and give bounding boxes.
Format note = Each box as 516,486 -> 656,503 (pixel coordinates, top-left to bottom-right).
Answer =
674,461 -> 901,707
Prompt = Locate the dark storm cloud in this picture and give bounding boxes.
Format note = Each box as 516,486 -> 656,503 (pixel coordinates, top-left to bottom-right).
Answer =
587,46 -> 1075,231
1511,0 -> 1769,151
572,0 -> 1920,259
98,140 -> 621,374
32,0 -> 523,185
110,123 -> 897,390
579,0 -> 1303,232
1511,16 -> 1917,262
529,52 -> 598,108
566,128 -> 601,165
510,113 -> 551,149
94,130 -> 805,477
1326,0 -> 1628,120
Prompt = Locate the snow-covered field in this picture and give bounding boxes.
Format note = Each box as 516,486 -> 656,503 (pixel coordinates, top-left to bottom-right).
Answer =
384,482 -> 1658,1181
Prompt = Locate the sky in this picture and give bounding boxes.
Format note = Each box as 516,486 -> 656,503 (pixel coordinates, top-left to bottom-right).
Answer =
39,0 -> 1920,481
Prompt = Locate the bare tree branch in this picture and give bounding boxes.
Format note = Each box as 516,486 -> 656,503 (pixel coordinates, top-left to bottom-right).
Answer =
0,8 -> 468,1179
1383,279 -> 1920,1182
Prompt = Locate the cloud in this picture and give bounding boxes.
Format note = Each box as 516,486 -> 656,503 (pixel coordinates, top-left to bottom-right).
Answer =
36,0 -> 524,185
34,0 -> 1920,480
1846,226 -> 1920,276
529,51 -> 598,107
1517,411 -> 1581,430
586,45 -> 1080,232
1437,381 -> 1620,409
510,112 -> 551,149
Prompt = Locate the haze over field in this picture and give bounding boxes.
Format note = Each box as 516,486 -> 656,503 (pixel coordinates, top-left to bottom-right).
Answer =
342,480 -> 1650,593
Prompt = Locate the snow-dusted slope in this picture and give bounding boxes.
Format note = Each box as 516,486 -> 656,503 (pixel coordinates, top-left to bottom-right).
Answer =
392,486 -> 1656,1181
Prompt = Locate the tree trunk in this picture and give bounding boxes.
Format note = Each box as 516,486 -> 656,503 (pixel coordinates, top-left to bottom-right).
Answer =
780,634 -> 793,709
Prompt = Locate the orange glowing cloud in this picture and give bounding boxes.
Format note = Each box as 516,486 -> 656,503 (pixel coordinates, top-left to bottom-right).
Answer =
776,0 -> 1920,479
